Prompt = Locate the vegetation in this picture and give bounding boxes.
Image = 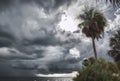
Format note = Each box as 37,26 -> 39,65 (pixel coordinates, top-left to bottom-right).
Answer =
71,0 -> 120,80
82,57 -> 96,66
108,29 -> 120,69
97,0 -> 120,6
73,2 -> 120,81
106,0 -> 120,5
77,7 -> 107,60
73,58 -> 120,81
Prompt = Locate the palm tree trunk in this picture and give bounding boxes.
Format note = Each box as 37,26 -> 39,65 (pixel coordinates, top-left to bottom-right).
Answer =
92,37 -> 97,61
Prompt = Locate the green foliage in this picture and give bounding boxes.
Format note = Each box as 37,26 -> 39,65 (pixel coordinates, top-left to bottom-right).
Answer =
83,57 -> 119,73
78,7 -> 107,40
77,7 -> 107,60
73,58 -> 120,81
82,57 -> 96,66
116,61 -> 120,70
108,29 -> 120,62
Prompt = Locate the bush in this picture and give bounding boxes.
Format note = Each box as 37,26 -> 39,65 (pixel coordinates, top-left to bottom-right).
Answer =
116,61 -> 120,70
73,58 -> 120,81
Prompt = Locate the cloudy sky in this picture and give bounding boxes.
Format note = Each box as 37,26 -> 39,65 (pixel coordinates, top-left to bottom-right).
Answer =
0,0 -> 120,77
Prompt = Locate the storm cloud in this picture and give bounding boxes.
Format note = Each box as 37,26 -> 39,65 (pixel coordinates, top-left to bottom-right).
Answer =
0,0 -> 119,76
0,0 -> 76,13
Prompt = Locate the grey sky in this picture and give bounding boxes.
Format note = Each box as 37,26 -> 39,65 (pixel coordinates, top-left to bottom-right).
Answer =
0,0 -> 119,76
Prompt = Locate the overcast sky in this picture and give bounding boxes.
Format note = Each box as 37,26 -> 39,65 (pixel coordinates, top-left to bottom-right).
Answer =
0,0 -> 120,77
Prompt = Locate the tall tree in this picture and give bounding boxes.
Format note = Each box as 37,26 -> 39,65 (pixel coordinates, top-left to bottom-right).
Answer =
106,0 -> 120,4
97,0 -> 120,6
108,29 -> 120,62
78,7 -> 107,60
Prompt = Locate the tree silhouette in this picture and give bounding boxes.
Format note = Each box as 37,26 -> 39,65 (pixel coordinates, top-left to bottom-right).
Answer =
77,7 -> 107,60
73,58 -> 120,81
97,0 -> 120,6
108,29 -> 120,62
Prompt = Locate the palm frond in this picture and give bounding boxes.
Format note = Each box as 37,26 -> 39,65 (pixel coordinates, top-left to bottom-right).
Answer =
98,0 -> 120,6
77,7 -> 107,40
108,29 -> 120,62
108,0 -> 120,7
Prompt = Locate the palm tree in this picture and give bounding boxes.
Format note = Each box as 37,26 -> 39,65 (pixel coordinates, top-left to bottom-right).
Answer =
97,0 -> 120,6
77,7 -> 107,60
106,0 -> 120,4
108,29 -> 120,62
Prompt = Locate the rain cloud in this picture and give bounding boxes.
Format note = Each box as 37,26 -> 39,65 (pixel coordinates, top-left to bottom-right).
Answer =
0,0 -> 119,76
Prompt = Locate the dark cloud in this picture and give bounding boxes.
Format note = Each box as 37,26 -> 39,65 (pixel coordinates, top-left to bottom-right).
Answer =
0,38 -> 13,47
0,47 -> 37,60
46,59 -> 81,73
0,0 -> 13,11
0,0 -> 117,77
0,0 -> 12,5
0,0 -> 76,13
0,25 -> 15,47
20,0 -> 75,12
0,1 -> 81,75
10,57 -> 82,74
22,30 -> 80,47
0,62 -> 36,77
